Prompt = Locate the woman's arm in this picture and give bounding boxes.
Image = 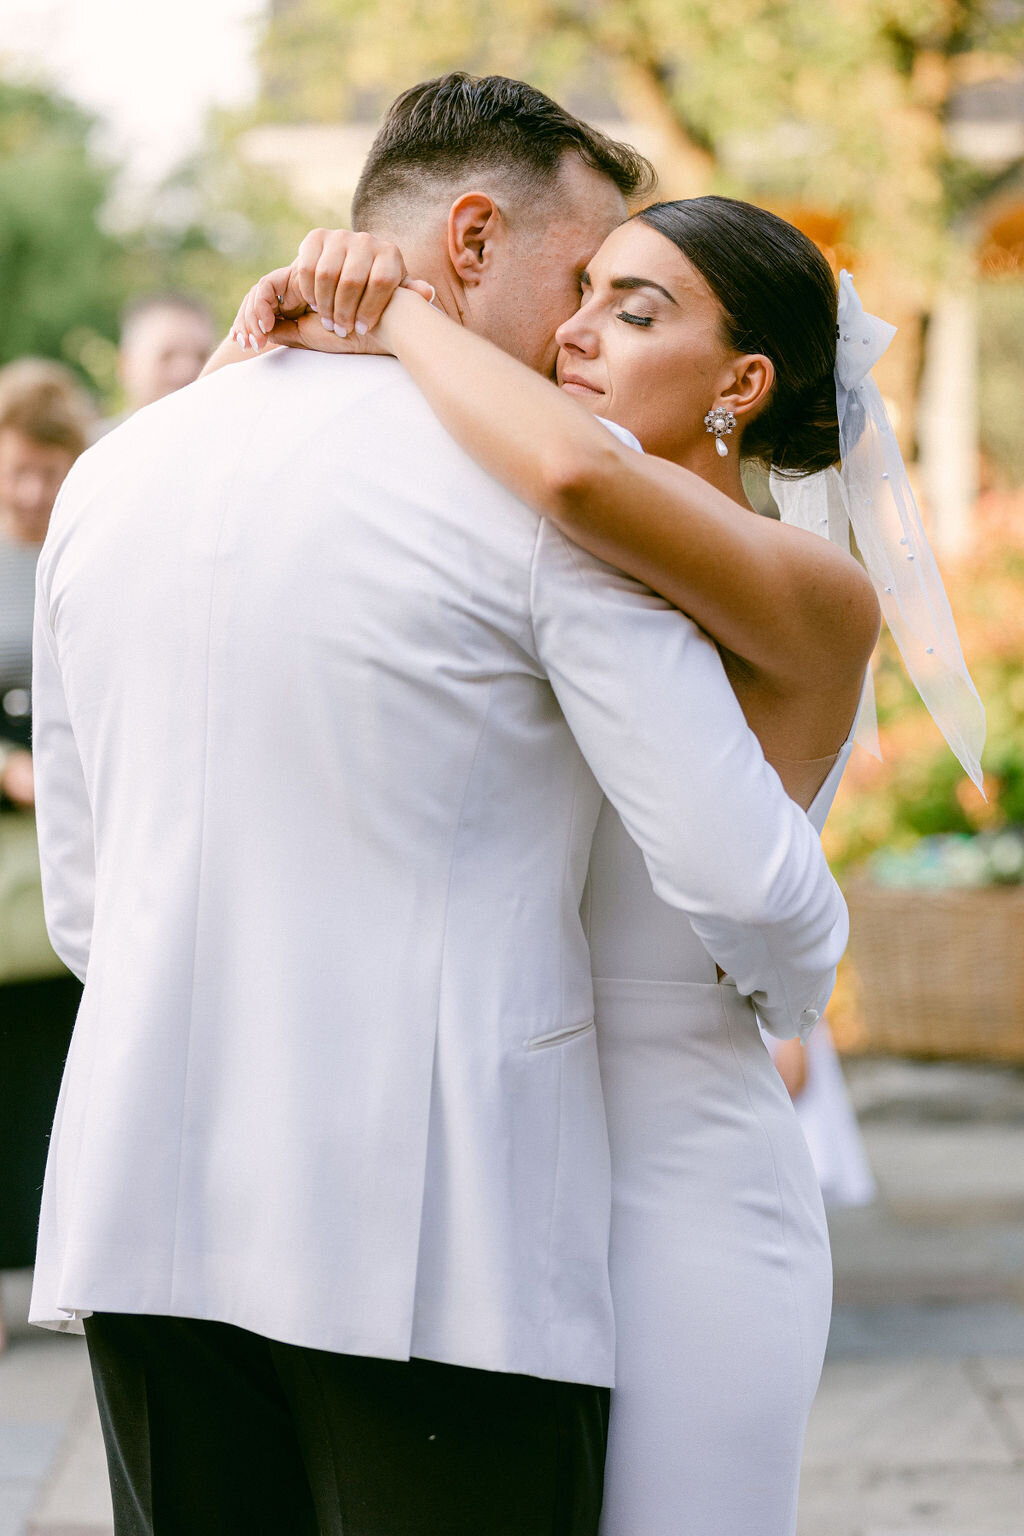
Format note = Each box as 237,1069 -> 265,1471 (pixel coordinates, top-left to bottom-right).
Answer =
370,289 -> 879,700
201,238 -> 430,378
770,1036 -> 809,1099
200,332 -> 258,378
228,234 -> 879,723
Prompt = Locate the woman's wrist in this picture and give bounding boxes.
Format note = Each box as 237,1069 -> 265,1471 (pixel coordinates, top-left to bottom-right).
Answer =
376,285 -> 438,355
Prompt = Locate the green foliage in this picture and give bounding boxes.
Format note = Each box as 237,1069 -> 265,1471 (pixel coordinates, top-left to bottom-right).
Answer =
823,496 -> 1024,874
0,72 -> 313,408
0,80 -> 124,379
117,111 -> 316,339
260,0 -> 879,161
872,0 -> 1024,64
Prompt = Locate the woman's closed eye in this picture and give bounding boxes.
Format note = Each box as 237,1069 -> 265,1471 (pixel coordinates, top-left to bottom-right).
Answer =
617,311 -> 654,328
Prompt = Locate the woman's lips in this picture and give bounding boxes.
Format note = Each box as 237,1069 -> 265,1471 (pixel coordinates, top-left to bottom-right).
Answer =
560,375 -> 604,397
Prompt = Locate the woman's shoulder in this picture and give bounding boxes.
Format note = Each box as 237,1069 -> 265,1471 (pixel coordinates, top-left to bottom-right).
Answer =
773,520 -> 881,682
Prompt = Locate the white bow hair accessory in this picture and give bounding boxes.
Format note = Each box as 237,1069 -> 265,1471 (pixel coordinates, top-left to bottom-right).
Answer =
771,269 -> 986,791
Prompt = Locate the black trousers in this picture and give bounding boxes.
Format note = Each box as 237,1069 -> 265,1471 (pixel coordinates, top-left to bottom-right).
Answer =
84,1313 -> 610,1536
0,974 -> 80,1268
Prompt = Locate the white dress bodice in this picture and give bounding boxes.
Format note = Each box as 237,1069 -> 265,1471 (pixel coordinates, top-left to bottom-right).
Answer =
585,736 -> 853,988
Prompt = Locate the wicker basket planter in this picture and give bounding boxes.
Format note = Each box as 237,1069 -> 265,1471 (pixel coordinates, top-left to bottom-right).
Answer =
842,882 -> 1024,1060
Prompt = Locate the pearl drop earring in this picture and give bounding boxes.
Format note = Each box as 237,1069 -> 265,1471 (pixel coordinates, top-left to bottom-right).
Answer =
704,405 -> 736,458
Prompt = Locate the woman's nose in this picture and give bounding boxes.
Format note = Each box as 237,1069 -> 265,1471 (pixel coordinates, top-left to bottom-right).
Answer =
555,310 -> 598,357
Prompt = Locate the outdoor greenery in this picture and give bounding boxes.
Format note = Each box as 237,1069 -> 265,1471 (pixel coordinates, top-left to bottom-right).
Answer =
823,489 -> 1024,875
0,77 -> 311,408
868,827 -> 1024,887
259,3 -> 1024,252
118,113 -> 314,340
0,81 -> 124,378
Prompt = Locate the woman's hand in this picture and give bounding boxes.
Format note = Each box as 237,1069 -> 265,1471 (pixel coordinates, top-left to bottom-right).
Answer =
230,229 -> 433,357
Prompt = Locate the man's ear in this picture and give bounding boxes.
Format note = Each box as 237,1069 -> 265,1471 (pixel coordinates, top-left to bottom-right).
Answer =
447,192 -> 504,288
721,354 -> 775,425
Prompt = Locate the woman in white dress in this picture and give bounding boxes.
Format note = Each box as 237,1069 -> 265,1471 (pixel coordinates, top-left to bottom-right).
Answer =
223,196 -> 977,1533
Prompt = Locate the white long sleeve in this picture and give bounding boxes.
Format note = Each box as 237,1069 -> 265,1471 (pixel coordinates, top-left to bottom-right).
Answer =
530,521 -> 848,1038
32,555 -> 95,982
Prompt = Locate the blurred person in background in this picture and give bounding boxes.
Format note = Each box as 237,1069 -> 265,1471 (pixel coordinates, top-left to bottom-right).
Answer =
0,358 -> 94,1349
103,292 -> 215,430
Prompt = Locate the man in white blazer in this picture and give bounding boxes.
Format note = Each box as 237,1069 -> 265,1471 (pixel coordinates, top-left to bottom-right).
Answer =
31,76 -> 848,1535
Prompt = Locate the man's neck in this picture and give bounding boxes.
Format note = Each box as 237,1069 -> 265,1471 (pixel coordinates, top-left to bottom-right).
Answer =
366,227 -> 465,328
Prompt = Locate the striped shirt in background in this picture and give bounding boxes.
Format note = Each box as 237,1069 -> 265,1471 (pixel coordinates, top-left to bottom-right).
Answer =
0,523 -> 39,750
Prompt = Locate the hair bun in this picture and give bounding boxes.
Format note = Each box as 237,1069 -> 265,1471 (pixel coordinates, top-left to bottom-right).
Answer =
761,370 -> 839,477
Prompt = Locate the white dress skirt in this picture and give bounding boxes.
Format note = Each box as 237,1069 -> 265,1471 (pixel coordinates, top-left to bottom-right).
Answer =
585,745 -> 851,1536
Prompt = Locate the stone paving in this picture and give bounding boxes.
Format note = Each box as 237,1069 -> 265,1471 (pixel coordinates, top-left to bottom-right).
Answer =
0,1279 -> 110,1536
0,1056 -> 1022,1535
798,1059 -> 1024,1536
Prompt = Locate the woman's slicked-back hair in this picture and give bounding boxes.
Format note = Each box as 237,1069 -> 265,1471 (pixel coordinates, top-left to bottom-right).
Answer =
637,197 -> 840,476
353,73 -> 655,229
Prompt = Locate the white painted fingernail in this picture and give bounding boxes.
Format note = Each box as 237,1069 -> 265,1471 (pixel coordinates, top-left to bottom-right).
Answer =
249,333 -> 260,350
321,317 -> 335,332
309,304 -> 318,313
336,326 -> 348,338
354,321 -> 368,336
257,318 -> 269,334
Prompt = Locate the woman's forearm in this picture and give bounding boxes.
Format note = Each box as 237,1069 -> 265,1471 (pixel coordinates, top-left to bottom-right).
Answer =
378,290 -> 878,687
379,290 -> 625,518
201,333 -> 281,379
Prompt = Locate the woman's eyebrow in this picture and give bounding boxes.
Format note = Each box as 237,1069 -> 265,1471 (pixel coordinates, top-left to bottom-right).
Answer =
609,276 -> 678,306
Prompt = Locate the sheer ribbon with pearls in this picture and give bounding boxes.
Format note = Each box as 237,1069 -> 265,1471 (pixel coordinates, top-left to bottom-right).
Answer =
770,270 -> 985,792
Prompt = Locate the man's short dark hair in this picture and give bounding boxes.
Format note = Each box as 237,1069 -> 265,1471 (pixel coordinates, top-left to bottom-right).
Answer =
352,73 -> 655,229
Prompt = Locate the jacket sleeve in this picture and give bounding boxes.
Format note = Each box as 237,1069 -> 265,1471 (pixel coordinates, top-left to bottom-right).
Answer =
32,556 -> 95,983
529,520 -> 848,1039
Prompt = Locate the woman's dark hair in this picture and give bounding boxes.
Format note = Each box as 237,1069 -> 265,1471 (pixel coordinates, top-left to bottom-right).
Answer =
353,73 -> 655,228
636,197 -> 839,476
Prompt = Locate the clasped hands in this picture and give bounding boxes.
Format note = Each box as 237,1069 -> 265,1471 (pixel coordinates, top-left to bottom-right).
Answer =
230,229 -> 432,359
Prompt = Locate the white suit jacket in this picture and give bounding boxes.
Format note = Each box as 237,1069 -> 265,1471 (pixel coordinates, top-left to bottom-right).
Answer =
30,350 -> 847,1386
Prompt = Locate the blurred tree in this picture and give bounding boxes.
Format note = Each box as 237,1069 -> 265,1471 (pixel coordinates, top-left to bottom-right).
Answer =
259,1 -> 888,203
256,0 -> 1024,447
0,74 -> 311,407
118,110 -> 316,340
258,1 -> 1023,229
0,78 -> 125,385
977,276 -> 1024,484
822,488 -> 1024,872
